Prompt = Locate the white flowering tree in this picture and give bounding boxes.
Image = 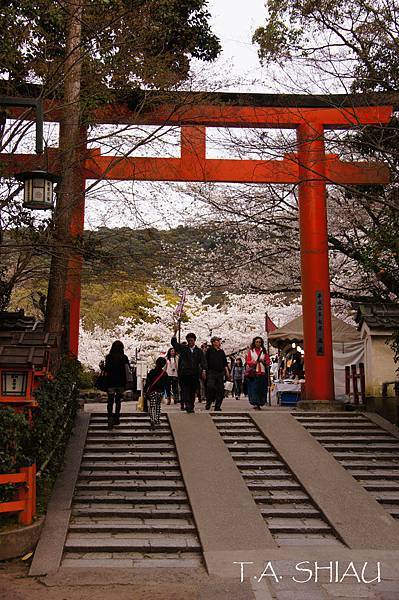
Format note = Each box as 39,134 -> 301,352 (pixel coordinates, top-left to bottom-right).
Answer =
78,287 -> 303,368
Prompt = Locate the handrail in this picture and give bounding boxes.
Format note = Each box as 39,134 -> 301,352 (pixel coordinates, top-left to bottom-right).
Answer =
0,464 -> 36,525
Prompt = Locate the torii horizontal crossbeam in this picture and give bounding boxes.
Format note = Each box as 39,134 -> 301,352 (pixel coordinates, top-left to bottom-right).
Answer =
0,150 -> 389,185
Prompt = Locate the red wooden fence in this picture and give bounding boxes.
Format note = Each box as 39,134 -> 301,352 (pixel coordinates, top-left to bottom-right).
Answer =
0,464 -> 36,525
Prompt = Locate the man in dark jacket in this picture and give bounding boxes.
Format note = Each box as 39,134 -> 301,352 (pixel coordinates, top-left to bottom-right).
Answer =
171,326 -> 206,413
205,336 -> 230,411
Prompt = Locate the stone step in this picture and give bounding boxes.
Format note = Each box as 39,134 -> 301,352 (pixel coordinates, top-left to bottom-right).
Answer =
294,412 -> 367,418
298,419 -> 370,425
80,461 -> 179,470
302,423 -> 381,429
324,444 -> 399,452
83,454 -> 177,461
260,507 -> 321,518
211,420 -> 250,425
72,507 -> 193,519
315,436 -> 396,443
73,493 -> 188,504
86,436 -> 174,443
265,520 -> 332,534
79,471 -> 181,480
242,471 -> 291,479
247,481 -> 301,491
374,493 -> 399,503
340,461 -> 399,469
89,416 -> 169,424
253,493 -> 310,503
90,414 -> 169,419
350,471 -> 399,479
227,444 -> 273,451
333,454 -> 399,462
215,429 -> 263,435
87,430 -> 171,437
222,437 -> 267,443
307,430 -> 389,437
88,422 -> 170,428
85,445 -> 175,452
362,482 -> 399,491
76,481 -> 185,491
64,536 -> 201,552
68,523 -> 196,534
88,421 -> 170,427
236,461 -> 285,469
61,555 -> 202,569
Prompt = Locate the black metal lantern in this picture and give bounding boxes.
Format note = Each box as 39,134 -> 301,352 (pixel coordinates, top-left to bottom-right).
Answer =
15,170 -> 60,210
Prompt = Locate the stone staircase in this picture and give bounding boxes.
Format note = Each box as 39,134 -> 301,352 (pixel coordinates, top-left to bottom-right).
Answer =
293,412 -> 399,520
212,413 -> 342,546
62,413 -> 202,568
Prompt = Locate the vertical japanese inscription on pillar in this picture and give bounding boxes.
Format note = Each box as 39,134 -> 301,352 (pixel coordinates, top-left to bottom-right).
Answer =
316,291 -> 324,356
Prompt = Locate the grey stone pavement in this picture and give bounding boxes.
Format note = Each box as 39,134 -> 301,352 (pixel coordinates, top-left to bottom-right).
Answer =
27,396 -> 399,599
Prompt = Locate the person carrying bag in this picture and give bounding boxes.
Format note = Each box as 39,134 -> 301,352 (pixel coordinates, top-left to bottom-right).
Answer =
245,336 -> 271,410
102,340 -> 130,429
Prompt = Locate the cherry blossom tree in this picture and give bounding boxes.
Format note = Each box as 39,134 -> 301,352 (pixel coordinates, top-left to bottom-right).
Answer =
78,287 -> 304,368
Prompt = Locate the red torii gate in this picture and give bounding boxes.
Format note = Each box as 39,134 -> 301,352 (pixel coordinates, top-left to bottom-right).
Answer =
1,93 -> 392,404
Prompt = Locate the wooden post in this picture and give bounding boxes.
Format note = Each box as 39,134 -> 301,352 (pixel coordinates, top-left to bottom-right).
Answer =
345,365 -> 351,397
351,364 -> 359,405
359,362 -> 366,404
18,464 -> 36,526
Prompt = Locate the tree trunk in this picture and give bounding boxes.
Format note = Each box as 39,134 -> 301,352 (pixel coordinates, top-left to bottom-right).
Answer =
45,0 -> 84,337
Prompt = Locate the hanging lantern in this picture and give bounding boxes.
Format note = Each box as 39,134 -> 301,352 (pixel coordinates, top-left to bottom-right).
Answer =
15,170 -> 60,210
1,371 -> 28,397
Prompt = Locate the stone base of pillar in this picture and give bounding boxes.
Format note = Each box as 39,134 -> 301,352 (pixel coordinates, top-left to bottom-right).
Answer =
296,400 -> 345,412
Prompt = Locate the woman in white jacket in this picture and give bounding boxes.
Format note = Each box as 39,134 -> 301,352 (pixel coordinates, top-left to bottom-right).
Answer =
165,347 -> 179,405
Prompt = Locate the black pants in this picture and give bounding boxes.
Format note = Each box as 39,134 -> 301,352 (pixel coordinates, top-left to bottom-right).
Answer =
234,379 -> 244,398
206,371 -> 225,411
179,374 -> 198,412
107,392 -> 123,418
165,376 -> 179,401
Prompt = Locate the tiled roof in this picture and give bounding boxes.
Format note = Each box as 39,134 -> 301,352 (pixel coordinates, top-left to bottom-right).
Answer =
353,303 -> 399,330
10,331 -> 59,347
0,345 -> 47,368
0,310 -> 43,332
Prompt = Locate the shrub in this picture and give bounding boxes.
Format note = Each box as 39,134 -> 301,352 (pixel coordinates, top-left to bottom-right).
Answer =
0,357 -> 80,526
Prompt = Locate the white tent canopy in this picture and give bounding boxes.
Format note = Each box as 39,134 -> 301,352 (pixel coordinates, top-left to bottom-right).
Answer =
269,314 -> 364,399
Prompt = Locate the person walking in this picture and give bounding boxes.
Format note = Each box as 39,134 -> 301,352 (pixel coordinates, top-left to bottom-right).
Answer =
205,336 -> 230,412
143,357 -> 168,429
232,357 -> 245,400
197,342 -> 208,403
171,325 -> 206,413
165,347 -> 179,404
103,340 -> 130,429
245,336 -> 271,410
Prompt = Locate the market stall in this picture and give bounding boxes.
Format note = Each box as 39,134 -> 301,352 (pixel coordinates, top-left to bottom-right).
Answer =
269,314 -> 364,402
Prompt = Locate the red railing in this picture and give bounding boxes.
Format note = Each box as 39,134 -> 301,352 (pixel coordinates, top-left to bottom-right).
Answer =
0,464 -> 36,525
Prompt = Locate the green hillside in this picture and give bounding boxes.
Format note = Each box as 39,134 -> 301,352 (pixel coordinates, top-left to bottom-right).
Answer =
7,225 -> 215,329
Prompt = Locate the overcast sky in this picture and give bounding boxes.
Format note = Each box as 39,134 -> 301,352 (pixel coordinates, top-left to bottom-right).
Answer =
202,0 -> 268,90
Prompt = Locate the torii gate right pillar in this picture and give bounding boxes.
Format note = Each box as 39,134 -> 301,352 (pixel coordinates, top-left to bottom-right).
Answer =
297,122 -> 335,405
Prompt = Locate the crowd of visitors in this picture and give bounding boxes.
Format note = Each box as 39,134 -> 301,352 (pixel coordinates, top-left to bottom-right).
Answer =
100,323 -> 276,429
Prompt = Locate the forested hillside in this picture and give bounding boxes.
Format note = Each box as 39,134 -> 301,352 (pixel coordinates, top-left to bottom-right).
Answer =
7,224 -> 228,329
